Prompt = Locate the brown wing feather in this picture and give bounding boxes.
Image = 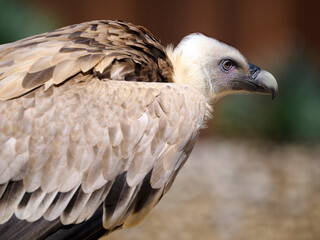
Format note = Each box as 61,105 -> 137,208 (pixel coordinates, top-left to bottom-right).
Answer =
0,78 -> 207,231
0,20 -> 173,100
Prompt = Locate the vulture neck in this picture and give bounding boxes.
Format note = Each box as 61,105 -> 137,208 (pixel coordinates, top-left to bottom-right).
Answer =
166,45 -> 213,121
166,45 -> 213,104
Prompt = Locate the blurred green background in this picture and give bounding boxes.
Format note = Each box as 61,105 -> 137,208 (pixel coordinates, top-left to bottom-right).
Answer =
0,0 -> 319,145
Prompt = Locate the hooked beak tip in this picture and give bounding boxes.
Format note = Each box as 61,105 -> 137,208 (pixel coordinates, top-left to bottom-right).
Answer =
255,70 -> 278,100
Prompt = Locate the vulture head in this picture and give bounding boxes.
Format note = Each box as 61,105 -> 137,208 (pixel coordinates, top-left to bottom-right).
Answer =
168,33 -> 278,101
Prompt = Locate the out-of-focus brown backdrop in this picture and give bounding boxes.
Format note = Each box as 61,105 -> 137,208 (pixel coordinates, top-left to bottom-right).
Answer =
0,0 -> 319,239
7,0 -> 320,61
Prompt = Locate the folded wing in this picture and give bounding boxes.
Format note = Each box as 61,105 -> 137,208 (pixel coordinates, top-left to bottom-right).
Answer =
0,78 -> 207,234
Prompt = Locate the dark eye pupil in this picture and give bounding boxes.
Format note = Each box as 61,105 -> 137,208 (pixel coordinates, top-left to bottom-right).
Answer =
222,60 -> 233,71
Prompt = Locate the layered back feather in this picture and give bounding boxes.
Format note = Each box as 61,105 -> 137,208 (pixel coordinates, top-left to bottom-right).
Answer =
0,20 -> 173,100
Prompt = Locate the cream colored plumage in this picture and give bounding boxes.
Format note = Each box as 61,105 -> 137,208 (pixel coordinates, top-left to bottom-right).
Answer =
0,20 -> 278,239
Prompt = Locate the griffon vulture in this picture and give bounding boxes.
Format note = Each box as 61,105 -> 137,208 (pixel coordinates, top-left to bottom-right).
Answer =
0,20 -> 278,239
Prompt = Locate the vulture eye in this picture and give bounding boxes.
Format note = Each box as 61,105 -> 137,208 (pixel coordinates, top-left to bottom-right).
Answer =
221,59 -> 234,71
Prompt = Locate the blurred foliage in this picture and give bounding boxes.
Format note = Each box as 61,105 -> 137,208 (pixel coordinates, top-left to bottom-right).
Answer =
0,0 -> 57,44
214,57 -> 320,145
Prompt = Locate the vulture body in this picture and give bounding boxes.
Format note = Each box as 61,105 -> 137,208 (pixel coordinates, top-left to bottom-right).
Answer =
0,20 -> 278,239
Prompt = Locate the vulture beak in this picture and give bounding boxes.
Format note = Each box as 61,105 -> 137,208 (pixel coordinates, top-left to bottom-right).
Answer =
247,63 -> 278,99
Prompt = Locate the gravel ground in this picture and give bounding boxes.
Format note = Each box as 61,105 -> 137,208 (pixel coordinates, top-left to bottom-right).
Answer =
106,138 -> 320,240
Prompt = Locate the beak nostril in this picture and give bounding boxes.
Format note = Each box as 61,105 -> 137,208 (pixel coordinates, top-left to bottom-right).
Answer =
248,63 -> 261,79
251,70 -> 259,78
